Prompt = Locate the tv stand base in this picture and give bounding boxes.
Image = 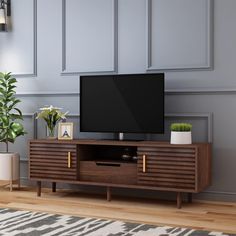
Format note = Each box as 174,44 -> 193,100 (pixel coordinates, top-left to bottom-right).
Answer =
35,180 -> 192,209
29,139 -> 211,209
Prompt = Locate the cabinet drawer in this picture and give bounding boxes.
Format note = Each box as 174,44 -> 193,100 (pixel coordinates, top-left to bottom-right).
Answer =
80,161 -> 137,185
137,146 -> 197,191
29,142 -> 77,181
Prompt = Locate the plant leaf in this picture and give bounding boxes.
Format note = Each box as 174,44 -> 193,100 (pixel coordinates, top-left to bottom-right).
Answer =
13,108 -> 23,116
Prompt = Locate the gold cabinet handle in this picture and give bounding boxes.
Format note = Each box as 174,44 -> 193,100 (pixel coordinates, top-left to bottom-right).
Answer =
68,152 -> 71,168
143,154 -> 146,173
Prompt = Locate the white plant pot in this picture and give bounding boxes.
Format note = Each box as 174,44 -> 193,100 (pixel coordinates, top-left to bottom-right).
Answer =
0,153 -> 20,181
170,131 -> 192,145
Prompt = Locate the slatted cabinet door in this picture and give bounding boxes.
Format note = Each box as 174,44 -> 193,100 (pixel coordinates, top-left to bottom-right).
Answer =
137,146 -> 197,192
29,142 -> 78,181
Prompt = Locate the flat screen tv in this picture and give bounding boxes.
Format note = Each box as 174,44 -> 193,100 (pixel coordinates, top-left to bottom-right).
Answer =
80,73 -> 164,135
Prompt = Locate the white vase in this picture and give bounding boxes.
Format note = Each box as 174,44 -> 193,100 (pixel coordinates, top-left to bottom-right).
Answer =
170,131 -> 192,144
0,153 -> 20,180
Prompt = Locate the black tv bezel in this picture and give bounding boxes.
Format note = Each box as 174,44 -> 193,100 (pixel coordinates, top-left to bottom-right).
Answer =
80,73 -> 165,134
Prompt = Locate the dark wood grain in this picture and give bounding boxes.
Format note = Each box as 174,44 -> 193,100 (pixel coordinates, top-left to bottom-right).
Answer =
29,142 -> 78,181
79,161 -> 137,185
29,139 -> 211,208
177,192 -> 182,209
107,186 -> 111,201
188,193 -> 192,203
52,182 -> 56,192
137,145 -> 207,192
37,181 -> 41,197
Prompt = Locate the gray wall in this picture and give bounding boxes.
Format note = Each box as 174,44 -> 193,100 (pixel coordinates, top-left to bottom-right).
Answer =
0,0 -> 236,201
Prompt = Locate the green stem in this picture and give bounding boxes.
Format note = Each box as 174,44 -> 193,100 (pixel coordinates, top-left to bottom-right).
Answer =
48,126 -> 55,137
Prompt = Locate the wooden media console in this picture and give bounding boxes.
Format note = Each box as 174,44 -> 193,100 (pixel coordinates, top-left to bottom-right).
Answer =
29,139 -> 211,208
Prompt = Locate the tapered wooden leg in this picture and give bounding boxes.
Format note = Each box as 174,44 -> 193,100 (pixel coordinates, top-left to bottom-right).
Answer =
177,192 -> 182,209
188,193 -> 192,203
37,181 -> 41,197
18,179 -> 21,189
107,187 -> 111,201
52,182 -> 56,192
10,180 -> 13,192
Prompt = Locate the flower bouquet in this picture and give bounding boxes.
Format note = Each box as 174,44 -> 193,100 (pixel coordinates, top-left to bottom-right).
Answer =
36,105 -> 68,138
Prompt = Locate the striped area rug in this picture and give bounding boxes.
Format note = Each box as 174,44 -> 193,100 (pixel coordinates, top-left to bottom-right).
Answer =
0,208 -> 235,236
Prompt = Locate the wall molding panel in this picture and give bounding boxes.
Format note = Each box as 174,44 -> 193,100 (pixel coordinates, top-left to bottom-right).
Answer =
146,0 -> 213,71
30,0 -> 37,77
16,91 -> 79,97
61,0 -> 118,75
6,0 -> 37,77
23,113 -> 37,139
166,88 -> 236,95
16,88 -> 236,97
165,112 -> 213,142
203,190 -> 236,196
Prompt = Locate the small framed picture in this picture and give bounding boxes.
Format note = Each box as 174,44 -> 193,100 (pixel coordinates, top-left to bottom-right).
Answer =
58,122 -> 73,140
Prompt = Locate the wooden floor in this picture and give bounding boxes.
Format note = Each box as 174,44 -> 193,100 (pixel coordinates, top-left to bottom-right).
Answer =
0,185 -> 236,234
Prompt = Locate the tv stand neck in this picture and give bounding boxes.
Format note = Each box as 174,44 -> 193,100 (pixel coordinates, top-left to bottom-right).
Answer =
118,133 -> 124,141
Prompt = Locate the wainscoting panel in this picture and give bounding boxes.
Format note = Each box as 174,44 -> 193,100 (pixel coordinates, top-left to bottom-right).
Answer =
146,0 -> 213,71
0,0 -> 37,77
61,0 -> 118,75
146,112 -> 212,143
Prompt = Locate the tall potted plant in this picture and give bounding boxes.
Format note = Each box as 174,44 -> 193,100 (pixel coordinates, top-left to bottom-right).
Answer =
0,72 -> 26,190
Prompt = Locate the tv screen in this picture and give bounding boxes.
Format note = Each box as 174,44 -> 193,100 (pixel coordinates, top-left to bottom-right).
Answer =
80,73 -> 164,134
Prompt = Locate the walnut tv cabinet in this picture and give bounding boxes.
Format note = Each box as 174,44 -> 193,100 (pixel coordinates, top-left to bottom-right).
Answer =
29,139 -> 211,208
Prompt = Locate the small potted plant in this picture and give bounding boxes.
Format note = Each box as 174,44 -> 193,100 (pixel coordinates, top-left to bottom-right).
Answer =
0,72 -> 26,190
170,123 -> 192,144
36,105 -> 68,139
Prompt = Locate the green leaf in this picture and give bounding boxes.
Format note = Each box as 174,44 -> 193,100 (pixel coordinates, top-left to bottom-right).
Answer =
8,85 -> 17,91
0,72 -> 4,78
6,137 -> 15,143
8,78 -> 17,85
10,122 -> 24,135
9,114 -> 23,120
11,98 -> 21,104
14,108 -> 22,116
0,89 -> 5,96
170,123 -> 192,132
7,92 -> 15,98
0,82 -> 7,88
0,116 -> 9,126
8,100 -> 20,110
4,72 -> 11,80
8,129 -> 17,140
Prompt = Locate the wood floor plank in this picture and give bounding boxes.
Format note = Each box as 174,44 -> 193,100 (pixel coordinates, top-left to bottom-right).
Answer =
0,186 -> 235,234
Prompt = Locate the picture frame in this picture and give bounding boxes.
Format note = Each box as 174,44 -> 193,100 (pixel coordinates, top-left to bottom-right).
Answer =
58,122 -> 73,140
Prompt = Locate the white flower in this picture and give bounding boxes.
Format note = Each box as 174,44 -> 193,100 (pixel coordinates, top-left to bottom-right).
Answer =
39,105 -> 62,111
